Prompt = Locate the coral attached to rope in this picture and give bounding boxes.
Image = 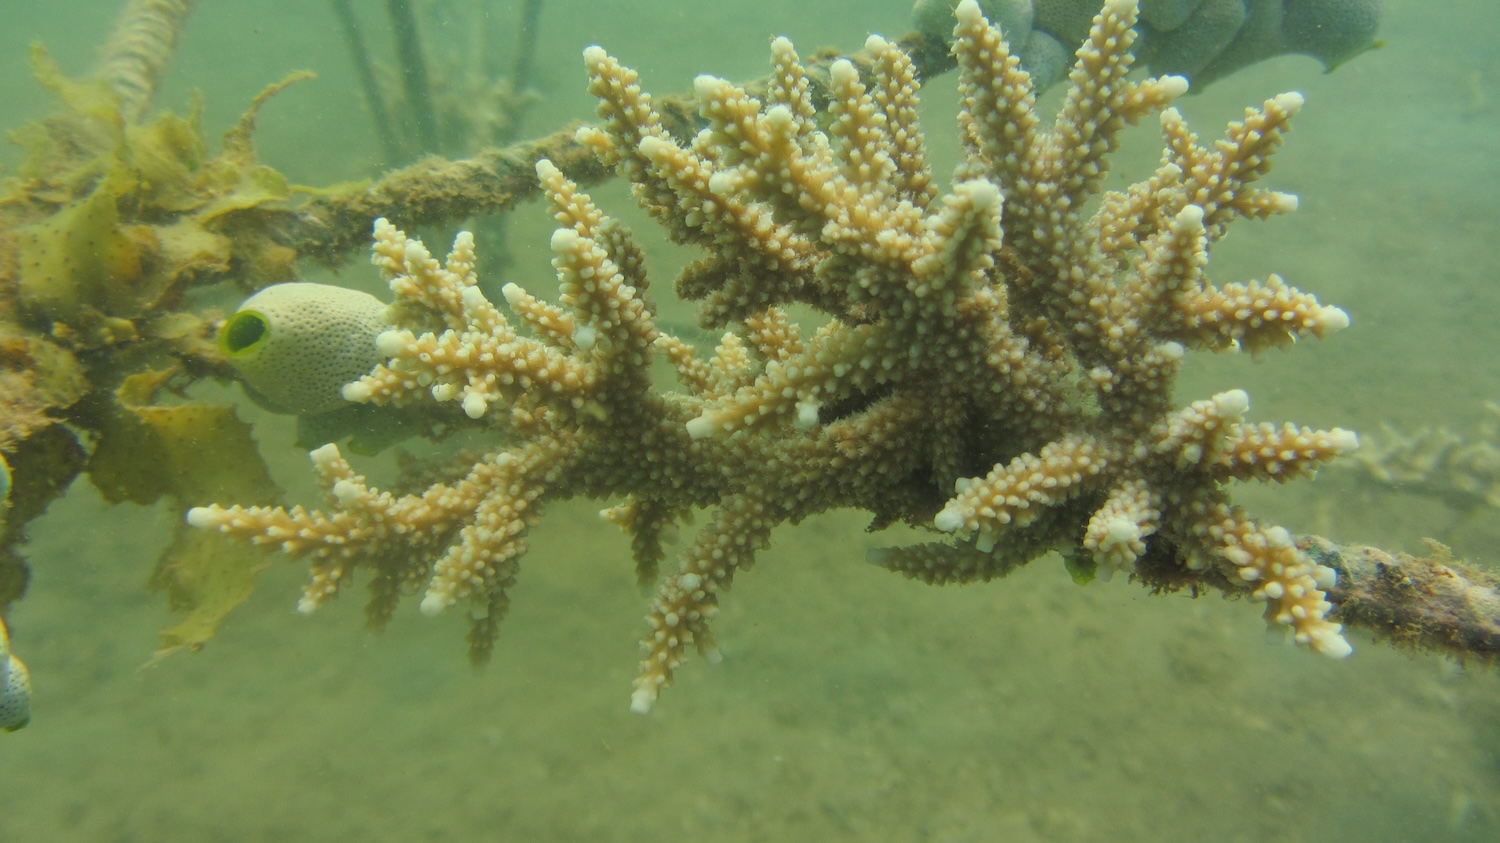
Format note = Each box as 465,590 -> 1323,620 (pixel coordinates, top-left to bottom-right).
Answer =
190,0 -> 1358,713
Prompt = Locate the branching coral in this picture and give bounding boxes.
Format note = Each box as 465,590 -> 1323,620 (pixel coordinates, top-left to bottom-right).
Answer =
189,0 -> 1358,713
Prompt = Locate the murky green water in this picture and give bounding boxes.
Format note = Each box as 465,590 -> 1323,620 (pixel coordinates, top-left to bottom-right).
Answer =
2,1 -> 1498,840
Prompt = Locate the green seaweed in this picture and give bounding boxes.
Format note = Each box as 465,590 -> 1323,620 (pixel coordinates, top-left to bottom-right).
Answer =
4,48 -> 307,340
14,163 -> 161,324
0,45 -> 319,652
87,368 -> 281,655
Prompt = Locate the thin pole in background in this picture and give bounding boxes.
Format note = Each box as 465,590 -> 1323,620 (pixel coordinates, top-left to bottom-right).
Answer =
330,0 -> 403,164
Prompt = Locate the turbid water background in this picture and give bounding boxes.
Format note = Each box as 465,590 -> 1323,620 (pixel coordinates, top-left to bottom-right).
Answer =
1,1 -> 1498,840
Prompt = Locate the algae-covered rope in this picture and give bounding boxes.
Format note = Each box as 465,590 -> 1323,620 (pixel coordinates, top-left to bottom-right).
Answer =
284,31 -> 948,265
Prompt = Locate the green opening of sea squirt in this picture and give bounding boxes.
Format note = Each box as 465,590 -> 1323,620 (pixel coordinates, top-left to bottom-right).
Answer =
220,309 -> 269,357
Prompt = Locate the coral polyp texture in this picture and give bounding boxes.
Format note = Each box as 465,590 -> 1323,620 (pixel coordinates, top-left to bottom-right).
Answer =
188,0 -> 1357,713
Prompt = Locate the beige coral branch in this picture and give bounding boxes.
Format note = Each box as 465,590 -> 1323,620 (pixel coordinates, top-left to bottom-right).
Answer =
192,0 -> 1369,712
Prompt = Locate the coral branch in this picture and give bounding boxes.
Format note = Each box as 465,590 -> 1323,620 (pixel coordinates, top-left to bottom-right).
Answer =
195,1 -> 1375,712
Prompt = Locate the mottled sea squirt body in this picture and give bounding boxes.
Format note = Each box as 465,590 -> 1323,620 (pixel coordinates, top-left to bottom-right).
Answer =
219,282 -> 390,415
0,617 -> 31,732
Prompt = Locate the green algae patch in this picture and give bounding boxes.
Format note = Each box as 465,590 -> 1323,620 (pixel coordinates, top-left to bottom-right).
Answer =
14,165 -> 163,324
5,49 -> 310,338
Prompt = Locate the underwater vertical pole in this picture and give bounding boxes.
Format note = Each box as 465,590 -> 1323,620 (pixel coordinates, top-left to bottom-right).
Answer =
331,0 -> 404,164
500,0 -> 546,143
385,0 -> 441,153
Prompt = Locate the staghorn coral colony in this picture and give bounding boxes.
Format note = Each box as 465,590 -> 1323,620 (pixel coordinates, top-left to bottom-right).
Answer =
189,0 -> 1359,713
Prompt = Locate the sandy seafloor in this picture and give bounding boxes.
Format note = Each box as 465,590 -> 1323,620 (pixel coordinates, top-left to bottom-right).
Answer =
2,1 -> 1499,841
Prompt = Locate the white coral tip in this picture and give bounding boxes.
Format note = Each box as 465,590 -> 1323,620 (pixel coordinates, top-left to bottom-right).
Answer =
933,506 -> 964,533
1318,306 -> 1350,333
629,687 -> 657,715
331,479 -> 362,507
573,324 -> 598,351
637,135 -> 672,161
460,285 -> 488,310
685,415 -> 716,440
707,170 -> 736,196
342,381 -> 372,403
185,507 -> 217,528
1103,517 -> 1139,544
1313,564 -> 1338,591
581,45 -> 608,68
1174,204 -> 1205,231
794,400 -> 820,430
829,59 -> 858,88
375,329 -> 407,357
462,393 -> 488,419
403,239 -> 431,268
1312,630 -> 1353,659
1214,389 -> 1250,418
550,227 -> 581,254
419,593 -> 448,617
953,0 -> 982,25
1330,428 -> 1359,453
957,179 -> 1001,213
693,74 -> 727,101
